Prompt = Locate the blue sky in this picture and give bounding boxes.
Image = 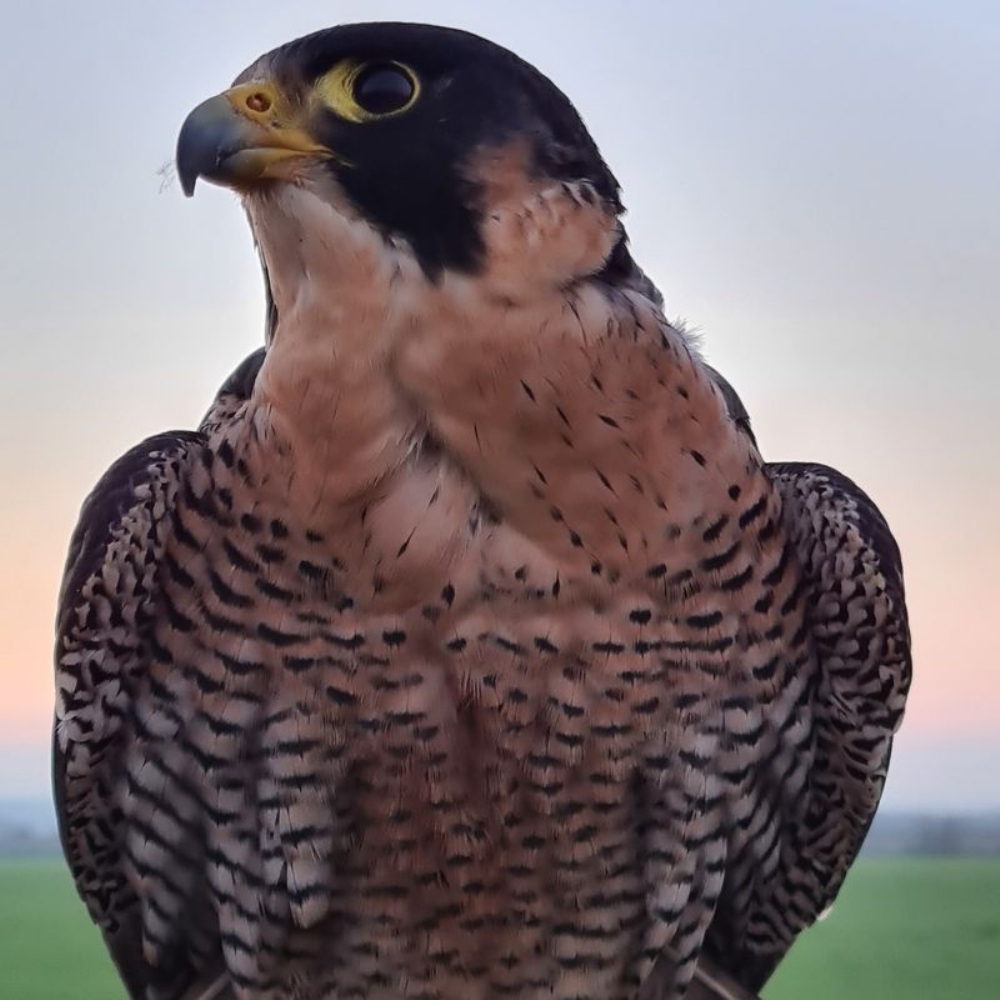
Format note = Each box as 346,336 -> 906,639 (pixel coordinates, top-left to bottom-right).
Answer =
2,1 -> 998,811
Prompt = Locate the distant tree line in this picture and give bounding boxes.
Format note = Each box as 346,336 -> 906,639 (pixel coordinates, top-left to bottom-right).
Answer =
862,813 -> 1000,857
2,812 -> 999,860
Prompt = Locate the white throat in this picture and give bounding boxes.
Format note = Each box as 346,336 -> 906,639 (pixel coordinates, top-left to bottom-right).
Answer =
242,184 -> 429,509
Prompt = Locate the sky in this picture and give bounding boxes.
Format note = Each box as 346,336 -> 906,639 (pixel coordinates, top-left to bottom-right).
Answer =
1,1 -> 998,813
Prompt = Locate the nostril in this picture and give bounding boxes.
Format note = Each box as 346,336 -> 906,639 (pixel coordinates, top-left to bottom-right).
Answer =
246,91 -> 272,113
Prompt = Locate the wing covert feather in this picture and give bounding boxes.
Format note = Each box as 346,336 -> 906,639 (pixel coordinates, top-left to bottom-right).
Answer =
707,460 -> 911,988
55,432 -> 206,996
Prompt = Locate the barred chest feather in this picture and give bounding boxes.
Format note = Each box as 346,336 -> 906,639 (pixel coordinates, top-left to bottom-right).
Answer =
122,375 -> 817,997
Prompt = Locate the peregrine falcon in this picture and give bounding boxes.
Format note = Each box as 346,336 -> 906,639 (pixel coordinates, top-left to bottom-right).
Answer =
54,22 -> 911,1000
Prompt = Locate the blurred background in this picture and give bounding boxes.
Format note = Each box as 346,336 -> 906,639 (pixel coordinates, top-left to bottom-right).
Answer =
1,1 -> 997,997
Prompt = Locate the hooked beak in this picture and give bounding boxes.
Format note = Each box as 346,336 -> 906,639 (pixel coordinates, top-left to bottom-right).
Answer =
176,81 -> 329,196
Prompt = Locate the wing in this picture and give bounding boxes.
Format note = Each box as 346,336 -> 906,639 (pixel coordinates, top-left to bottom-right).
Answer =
702,364 -> 756,447
706,460 -> 912,988
768,461 -> 911,855
54,356 -> 264,999
54,431 -> 206,997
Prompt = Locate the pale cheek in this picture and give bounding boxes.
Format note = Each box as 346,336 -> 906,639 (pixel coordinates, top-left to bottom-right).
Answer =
480,184 -> 621,298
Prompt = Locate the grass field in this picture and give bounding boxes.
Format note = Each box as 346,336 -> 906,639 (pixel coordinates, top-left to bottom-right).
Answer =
765,859 -> 1000,998
1,858 -> 997,998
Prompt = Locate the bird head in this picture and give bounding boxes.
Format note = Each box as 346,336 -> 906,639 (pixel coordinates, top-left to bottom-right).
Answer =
177,22 -> 637,300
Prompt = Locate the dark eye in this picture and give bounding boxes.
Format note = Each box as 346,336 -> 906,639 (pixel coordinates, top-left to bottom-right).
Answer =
353,63 -> 416,116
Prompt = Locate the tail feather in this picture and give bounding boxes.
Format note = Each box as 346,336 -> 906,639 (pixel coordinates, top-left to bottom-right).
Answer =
180,972 -> 231,1000
640,950 -> 762,1000
689,957 -> 762,1000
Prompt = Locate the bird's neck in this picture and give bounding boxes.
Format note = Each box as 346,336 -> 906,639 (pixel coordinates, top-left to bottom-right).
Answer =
393,279 -> 768,582
242,185 -> 425,513
237,184 -> 766,585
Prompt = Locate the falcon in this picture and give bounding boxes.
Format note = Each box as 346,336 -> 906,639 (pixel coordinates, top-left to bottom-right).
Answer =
54,22 -> 911,1000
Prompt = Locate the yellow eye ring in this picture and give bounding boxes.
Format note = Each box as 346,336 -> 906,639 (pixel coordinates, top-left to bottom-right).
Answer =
316,58 -> 420,123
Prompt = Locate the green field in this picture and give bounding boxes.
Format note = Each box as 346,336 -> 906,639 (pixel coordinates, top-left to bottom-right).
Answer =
2,858 -> 997,998
1,860 -> 122,1000
765,859 -> 1000,999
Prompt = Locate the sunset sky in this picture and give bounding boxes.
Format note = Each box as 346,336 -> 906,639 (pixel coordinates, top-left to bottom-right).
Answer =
2,1 -> 997,811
